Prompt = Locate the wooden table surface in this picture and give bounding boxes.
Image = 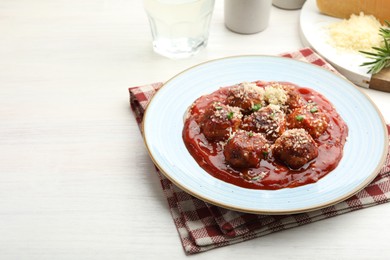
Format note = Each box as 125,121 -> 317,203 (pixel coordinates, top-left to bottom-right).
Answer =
1,0 -> 389,259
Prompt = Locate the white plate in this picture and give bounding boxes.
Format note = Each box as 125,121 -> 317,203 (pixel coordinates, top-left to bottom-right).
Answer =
300,0 -> 372,88
142,56 -> 388,214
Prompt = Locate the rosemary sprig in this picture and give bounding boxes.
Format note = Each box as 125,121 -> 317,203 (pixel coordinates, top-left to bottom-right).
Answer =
379,21 -> 390,39
360,21 -> 390,74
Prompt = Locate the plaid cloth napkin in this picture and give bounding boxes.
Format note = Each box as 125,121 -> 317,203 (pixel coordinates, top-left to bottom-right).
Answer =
129,48 -> 390,255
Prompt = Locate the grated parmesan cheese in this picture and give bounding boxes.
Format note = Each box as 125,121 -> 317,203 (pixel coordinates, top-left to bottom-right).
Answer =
264,84 -> 287,105
328,12 -> 383,52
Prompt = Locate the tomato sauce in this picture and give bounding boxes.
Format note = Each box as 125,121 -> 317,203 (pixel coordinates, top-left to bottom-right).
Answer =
182,82 -> 348,190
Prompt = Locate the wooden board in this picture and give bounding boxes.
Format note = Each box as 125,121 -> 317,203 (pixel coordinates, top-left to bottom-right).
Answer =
370,67 -> 390,92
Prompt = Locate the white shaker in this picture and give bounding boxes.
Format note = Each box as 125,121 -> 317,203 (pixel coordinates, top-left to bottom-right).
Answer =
224,0 -> 272,34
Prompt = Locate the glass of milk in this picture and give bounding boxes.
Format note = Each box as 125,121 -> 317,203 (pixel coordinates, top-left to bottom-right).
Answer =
143,0 -> 215,59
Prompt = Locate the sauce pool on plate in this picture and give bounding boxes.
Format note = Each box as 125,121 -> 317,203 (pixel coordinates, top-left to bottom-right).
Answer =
182,81 -> 348,190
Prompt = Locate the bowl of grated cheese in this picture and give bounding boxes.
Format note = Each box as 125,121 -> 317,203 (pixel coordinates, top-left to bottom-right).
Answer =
300,0 -> 387,88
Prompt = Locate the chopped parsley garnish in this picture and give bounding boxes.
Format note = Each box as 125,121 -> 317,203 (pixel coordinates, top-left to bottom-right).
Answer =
295,115 -> 304,121
248,131 -> 254,137
251,175 -> 261,181
227,112 -> 234,120
310,107 -> 318,113
252,103 -> 262,111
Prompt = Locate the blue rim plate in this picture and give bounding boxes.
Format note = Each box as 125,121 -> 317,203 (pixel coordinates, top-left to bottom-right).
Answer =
142,56 -> 388,214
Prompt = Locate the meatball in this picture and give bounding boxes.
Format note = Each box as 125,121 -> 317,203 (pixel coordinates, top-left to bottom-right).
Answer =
241,104 -> 286,141
281,84 -> 305,112
224,130 -> 270,168
287,102 -> 329,138
263,82 -> 304,112
272,129 -> 318,169
199,102 -> 243,141
226,82 -> 265,114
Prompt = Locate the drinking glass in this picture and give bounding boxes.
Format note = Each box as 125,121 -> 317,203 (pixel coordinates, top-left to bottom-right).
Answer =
144,0 -> 215,59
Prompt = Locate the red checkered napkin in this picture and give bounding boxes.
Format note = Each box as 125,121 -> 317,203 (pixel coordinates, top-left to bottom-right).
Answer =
129,48 -> 390,254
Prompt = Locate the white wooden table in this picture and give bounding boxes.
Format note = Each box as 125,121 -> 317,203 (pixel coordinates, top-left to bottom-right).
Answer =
1,1 -> 389,259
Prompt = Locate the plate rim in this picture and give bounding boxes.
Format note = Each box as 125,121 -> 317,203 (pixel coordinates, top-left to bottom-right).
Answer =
142,55 -> 389,215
